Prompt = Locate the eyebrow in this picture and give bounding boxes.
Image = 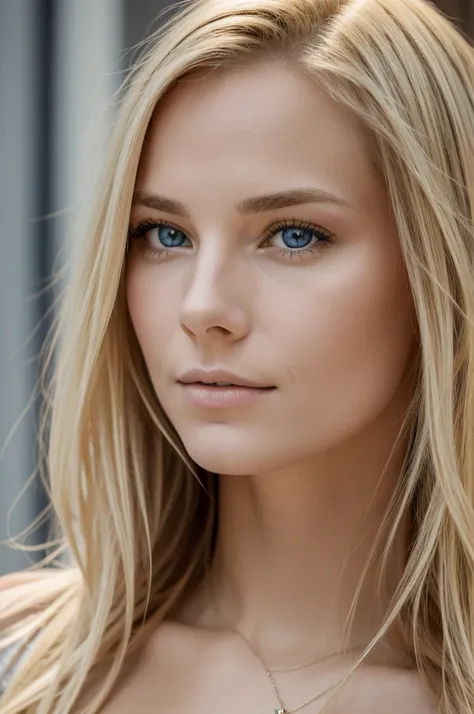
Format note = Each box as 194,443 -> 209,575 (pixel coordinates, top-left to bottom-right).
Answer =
132,187 -> 354,218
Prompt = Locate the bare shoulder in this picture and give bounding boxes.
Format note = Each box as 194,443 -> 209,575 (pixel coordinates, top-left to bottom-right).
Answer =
0,570 -> 58,694
98,622 -> 441,714
0,569 -> 64,643
0,568 -> 73,629
0,568 -> 63,590
0,571 -> 41,590
98,620 -> 216,714
339,664 -> 439,714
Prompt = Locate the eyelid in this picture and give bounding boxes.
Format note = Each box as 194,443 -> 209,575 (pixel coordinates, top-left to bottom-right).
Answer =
128,217 -> 335,243
261,218 -> 334,242
128,217 -> 189,239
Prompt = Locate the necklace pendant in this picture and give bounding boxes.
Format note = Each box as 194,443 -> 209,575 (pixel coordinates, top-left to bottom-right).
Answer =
275,710 -> 287,714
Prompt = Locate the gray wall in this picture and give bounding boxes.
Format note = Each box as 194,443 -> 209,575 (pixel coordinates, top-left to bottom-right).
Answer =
0,0 -> 124,574
0,0 -> 181,576
0,0 -> 48,574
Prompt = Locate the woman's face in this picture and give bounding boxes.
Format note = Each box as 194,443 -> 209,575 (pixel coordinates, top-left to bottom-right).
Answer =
126,60 -> 417,475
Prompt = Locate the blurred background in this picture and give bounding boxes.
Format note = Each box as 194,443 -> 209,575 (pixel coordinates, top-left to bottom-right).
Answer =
0,0 -> 473,575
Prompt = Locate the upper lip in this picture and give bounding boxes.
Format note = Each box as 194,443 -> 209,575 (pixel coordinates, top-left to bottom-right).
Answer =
177,369 -> 274,389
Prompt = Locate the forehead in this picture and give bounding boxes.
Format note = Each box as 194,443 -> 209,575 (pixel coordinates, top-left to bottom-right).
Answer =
136,60 -> 382,210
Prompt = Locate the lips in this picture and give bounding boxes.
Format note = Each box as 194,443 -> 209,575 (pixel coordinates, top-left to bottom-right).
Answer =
177,378 -> 276,408
194,381 -> 244,387
177,368 -> 275,390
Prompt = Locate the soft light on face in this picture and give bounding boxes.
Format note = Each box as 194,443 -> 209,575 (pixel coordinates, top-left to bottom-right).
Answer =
126,60 -> 417,475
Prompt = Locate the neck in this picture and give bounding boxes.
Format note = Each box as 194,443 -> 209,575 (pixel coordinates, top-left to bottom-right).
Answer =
207,403 -> 413,668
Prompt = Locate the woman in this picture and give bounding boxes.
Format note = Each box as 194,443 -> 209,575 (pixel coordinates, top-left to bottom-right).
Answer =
1,0 -> 473,712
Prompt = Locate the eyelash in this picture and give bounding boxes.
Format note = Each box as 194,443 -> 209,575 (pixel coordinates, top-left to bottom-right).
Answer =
127,218 -> 335,261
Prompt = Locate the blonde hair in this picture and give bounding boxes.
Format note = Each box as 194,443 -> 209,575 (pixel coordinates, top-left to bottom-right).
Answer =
1,0 -> 474,711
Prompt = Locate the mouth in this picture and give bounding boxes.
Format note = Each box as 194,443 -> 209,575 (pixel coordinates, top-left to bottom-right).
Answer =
182,381 -> 275,390
177,369 -> 276,390
176,370 -> 276,408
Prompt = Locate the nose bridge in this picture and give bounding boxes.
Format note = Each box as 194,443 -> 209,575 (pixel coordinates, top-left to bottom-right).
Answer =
186,240 -> 232,302
180,240 -> 249,338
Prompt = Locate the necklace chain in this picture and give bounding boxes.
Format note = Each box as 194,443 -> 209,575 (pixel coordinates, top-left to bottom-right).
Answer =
206,571 -> 345,713
238,621 -> 339,714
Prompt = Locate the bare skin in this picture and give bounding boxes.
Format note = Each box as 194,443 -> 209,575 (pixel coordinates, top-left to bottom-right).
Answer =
99,622 -> 437,714
107,59 -> 436,712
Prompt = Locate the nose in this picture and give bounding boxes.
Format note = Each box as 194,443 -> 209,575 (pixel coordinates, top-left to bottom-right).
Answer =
179,251 -> 251,345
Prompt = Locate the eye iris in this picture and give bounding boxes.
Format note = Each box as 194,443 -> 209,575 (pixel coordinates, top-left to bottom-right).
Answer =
281,227 -> 313,249
158,225 -> 187,247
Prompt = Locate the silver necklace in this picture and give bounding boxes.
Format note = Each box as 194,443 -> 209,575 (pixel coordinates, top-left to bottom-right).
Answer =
207,573 -> 346,713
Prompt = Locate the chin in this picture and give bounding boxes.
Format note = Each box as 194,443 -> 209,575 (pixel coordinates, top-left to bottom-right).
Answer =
184,442 -> 260,475
177,424 -> 266,475
178,425 -> 282,475
191,451 -> 252,475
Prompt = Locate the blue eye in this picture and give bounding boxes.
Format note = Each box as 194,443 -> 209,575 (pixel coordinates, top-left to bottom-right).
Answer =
127,220 -> 191,256
154,225 -> 188,248
262,220 -> 334,259
279,227 -> 314,249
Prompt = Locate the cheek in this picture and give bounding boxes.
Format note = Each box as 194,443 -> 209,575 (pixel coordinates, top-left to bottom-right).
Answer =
125,262 -> 174,366
277,255 -> 416,447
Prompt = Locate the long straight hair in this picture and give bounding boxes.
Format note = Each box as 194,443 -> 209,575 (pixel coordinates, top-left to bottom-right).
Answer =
1,0 -> 474,712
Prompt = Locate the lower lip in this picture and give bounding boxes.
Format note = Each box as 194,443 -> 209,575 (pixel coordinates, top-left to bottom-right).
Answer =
178,383 -> 275,408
